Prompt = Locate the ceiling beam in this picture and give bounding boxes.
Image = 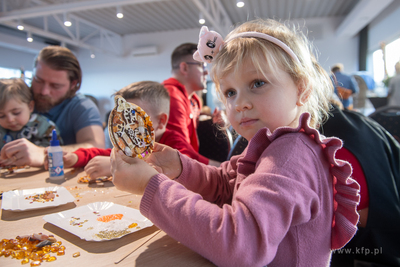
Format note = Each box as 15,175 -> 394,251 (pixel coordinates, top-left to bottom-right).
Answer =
12,0 -> 121,38
192,0 -> 232,36
0,0 -> 167,22
0,31 -> 47,55
336,0 -> 393,38
0,20 -> 119,56
212,0 -> 233,35
0,0 -> 125,55
192,0 -> 222,34
68,13 -> 119,38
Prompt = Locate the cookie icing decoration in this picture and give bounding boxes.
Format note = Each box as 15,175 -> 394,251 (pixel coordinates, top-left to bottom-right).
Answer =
108,95 -> 155,159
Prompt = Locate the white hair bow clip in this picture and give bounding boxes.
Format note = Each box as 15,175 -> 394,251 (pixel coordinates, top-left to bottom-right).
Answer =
193,26 -> 224,64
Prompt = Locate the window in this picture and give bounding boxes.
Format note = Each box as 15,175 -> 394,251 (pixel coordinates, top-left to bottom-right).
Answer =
372,49 -> 385,86
0,67 -> 32,86
373,37 -> 400,84
385,38 -> 400,77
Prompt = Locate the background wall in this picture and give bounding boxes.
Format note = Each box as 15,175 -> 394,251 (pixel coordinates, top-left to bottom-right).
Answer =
369,0 -> 400,51
79,29 -> 199,97
0,46 -> 40,70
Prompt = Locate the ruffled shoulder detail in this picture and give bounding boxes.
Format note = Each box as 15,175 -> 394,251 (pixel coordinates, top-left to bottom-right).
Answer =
240,113 -> 360,250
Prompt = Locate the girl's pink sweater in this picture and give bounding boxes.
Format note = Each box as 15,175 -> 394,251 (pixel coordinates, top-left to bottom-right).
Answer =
140,113 -> 360,267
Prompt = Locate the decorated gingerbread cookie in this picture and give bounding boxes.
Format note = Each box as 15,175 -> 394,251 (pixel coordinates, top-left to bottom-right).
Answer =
108,95 -> 155,159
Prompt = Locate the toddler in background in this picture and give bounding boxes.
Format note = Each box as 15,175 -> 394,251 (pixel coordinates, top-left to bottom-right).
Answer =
0,78 -> 61,165
63,81 -> 207,180
110,19 -> 360,266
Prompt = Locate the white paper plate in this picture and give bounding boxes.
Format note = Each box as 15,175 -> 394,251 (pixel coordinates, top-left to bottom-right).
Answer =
42,202 -> 153,241
1,186 -> 75,211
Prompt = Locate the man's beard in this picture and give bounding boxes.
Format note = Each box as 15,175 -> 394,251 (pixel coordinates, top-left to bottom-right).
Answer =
34,90 -> 75,113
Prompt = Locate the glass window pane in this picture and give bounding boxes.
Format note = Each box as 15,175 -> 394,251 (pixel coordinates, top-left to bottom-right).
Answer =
373,49 -> 384,84
385,38 -> 400,77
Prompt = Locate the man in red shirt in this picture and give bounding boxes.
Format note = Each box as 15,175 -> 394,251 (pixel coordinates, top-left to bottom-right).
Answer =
163,43 -> 220,166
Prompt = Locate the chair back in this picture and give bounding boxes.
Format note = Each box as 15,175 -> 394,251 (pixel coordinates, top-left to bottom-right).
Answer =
368,105 -> 400,142
353,75 -> 368,109
227,135 -> 248,160
368,97 -> 388,109
197,119 -> 232,162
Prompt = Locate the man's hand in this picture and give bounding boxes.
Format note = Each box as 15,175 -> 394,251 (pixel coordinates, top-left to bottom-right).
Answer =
0,138 -> 45,167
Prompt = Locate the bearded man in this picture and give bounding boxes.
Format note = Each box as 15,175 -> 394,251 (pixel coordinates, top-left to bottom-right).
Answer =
0,46 -> 105,167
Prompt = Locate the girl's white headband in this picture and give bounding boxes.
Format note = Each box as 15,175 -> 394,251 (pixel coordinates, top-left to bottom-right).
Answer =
193,26 -> 300,64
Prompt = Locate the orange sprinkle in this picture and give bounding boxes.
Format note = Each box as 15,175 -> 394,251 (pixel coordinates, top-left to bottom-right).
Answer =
96,214 -> 124,222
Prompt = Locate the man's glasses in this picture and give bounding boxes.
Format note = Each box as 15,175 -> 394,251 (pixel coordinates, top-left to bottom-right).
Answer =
185,62 -> 207,71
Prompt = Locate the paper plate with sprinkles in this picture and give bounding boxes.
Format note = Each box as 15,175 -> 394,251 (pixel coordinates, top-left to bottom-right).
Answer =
43,202 -> 153,241
1,186 -> 74,211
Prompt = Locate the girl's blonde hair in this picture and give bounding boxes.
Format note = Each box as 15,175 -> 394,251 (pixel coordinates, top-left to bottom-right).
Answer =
0,78 -> 32,108
211,19 -> 333,128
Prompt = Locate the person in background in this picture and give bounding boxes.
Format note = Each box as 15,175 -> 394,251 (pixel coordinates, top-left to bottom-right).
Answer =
110,19 -> 360,266
0,79 -> 62,163
320,103 -> 400,266
163,43 -> 220,166
63,81 -> 212,180
0,46 -> 105,168
388,62 -> 400,106
331,63 -> 359,109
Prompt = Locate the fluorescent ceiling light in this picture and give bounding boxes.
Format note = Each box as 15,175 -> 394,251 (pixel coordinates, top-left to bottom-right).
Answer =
116,6 -> 124,19
199,13 -> 205,24
27,32 -> 33,42
64,13 -> 72,27
236,0 -> 245,8
17,19 -> 24,30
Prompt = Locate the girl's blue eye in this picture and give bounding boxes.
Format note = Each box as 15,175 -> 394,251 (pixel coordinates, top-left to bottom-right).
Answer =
225,90 -> 236,98
253,80 -> 265,88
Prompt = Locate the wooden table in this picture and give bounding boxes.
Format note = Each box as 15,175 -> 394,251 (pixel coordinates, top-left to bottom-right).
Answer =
0,167 -> 215,267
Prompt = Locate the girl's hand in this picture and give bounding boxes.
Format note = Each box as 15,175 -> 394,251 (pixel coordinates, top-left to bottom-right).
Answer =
84,156 -> 111,179
145,143 -> 182,179
110,149 -> 158,195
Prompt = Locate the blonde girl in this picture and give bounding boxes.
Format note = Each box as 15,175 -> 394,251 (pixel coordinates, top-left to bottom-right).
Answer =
110,19 -> 360,267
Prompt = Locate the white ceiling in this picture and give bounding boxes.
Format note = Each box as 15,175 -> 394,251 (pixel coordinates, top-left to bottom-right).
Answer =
0,0 -> 394,56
